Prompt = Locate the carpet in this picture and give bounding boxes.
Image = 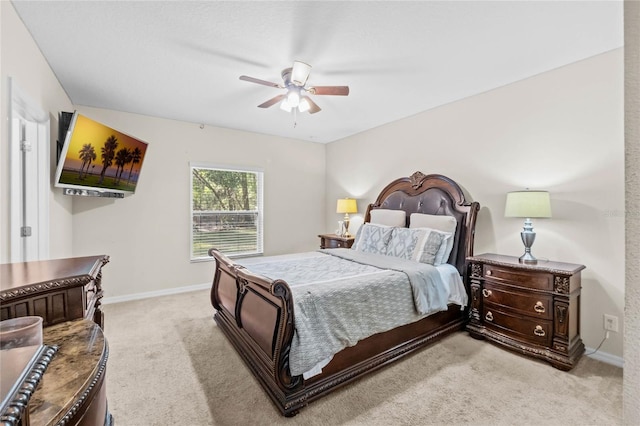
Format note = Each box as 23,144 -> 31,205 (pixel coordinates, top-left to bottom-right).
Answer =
103,290 -> 622,425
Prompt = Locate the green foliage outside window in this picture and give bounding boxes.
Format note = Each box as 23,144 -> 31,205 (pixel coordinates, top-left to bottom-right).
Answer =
191,167 -> 263,259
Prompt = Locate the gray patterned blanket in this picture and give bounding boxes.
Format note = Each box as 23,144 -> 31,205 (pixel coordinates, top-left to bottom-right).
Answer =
239,249 -> 451,376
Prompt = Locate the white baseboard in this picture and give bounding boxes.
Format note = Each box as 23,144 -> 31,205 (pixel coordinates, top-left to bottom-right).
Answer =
585,346 -> 624,368
102,282 -> 210,305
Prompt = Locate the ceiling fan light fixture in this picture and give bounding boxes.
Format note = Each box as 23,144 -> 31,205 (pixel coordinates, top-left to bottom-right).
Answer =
298,97 -> 311,113
286,88 -> 300,108
240,61 -> 348,117
291,61 -> 312,86
280,98 -> 293,112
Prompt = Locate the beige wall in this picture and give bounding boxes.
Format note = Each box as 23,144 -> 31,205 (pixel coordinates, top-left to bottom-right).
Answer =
326,49 -> 625,359
70,106 -> 325,298
624,1 -> 640,423
1,1 -> 325,296
0,2 -> 74,263
2,0 -> 629,377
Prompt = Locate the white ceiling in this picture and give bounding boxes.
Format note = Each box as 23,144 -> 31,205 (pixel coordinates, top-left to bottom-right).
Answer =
11,1 -> 623,144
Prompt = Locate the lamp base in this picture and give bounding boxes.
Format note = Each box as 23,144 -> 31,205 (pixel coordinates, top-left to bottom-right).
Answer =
519,225 -> 537,264
519,252 -> 538,264
341,215 -> 351,238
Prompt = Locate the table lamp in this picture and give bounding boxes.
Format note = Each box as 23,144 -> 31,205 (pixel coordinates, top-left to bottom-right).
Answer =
504,190 -> 552,264
336,198 -> 358,237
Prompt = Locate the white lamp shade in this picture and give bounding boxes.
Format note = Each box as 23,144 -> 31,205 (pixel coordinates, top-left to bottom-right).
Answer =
279,98 -> 292,112
286,89 -> 300,107
291,61 -> 312,86
298,97 -> 311,113
336,198 -> 358,214
504,191 -> 552,218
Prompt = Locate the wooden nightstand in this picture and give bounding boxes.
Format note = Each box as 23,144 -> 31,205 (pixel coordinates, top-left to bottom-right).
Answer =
466,253 -> 585,370
318,233 -> 354,249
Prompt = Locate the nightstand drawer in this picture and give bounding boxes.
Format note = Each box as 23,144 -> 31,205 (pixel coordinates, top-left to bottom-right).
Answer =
483,305 -> 552,347
484,265 -> 553,291
326,239 -> 350,248
483,282 -> 553,320
318,234 -> 354,249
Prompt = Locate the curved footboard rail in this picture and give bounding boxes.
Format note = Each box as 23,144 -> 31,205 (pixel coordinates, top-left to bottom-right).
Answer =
208,248 -> 303,414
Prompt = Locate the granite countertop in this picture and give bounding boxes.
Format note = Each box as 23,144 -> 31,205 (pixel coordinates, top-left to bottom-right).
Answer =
29,320 -> 107,425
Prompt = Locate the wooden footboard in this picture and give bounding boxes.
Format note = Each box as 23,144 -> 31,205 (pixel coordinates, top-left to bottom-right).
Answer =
209,248 -> 302,406
209,247 -> 467,416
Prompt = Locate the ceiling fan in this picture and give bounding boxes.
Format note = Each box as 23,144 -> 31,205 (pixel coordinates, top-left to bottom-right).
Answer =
239,61 -> 349,114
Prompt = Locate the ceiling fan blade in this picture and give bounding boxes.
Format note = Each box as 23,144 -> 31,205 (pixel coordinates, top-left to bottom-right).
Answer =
304,96 -> 322,114
308,86 -> 350,96
291,61 -> 312,86
240,75 -> 282,88
257,94 -> 286,108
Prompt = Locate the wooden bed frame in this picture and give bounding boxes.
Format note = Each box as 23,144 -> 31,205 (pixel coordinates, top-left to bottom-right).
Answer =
209,171 -> 480,416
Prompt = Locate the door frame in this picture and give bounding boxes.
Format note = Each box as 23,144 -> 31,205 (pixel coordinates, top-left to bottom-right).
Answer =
9,78 -> 50,262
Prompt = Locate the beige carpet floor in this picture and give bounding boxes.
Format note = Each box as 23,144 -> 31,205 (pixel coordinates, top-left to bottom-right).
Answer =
102,289 -> 622,425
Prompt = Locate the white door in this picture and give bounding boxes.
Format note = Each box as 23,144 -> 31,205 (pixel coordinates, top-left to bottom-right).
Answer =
9,79 -> 50,262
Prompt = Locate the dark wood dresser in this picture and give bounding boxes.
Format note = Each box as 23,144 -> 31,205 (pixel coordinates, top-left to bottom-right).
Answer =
318,233 -> 355,249
32,319 -> 112,425
466,253 -> 585,370
0,255 -> 109,329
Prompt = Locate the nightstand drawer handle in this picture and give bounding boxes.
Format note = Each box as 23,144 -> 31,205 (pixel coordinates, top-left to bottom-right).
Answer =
485,311 -> 494,322
482,289 -> 492,298
486,270 -> 492,276
534,325 -> 545,337
534,301 -> 545,313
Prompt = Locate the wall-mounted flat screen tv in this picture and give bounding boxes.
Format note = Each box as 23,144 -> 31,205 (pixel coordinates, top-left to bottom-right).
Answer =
54,112 -> 148,196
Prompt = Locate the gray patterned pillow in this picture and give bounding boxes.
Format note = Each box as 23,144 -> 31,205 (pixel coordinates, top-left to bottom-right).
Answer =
432,230 -> 454,265
386,227 -> 421,260
414,228 -> 446,265
385,227 -> 446,265
410,213 -> 457,265
353,223 -> 393,255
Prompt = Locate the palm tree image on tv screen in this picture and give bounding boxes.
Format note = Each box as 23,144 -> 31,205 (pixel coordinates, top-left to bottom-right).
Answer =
58,115 -> 148,192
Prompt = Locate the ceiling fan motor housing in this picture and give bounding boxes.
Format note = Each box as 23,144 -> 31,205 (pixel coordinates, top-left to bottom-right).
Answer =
281,67 -> 294,87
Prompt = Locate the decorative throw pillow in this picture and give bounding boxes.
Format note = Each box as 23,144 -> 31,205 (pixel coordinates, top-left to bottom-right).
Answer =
386,227 -> 421,260
410,213 -> 457,265
413,228 -> 446,265
370,209 -> 406,227
432,231 -> 454,265
386,227 -> 446,265
352,223 -> 393,255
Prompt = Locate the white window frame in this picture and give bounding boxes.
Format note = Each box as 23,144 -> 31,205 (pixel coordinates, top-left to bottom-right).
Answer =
190,162 -> 264,261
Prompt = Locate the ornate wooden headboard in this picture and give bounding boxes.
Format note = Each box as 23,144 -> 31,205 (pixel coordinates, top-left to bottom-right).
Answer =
364,172 -> 480,276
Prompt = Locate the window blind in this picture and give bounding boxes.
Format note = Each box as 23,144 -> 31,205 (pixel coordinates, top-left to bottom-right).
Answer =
190,165 -> 263,259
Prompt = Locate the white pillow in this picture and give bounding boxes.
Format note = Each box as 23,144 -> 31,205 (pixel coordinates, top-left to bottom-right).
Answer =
409,213 -> 457,233
410,213 -> 458,266
386,227 -> 445,265
370,209 -> 406,227
352,223 -> 394,255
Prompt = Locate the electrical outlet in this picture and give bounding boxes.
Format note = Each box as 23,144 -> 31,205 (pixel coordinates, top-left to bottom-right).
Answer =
604,314 -> 619,332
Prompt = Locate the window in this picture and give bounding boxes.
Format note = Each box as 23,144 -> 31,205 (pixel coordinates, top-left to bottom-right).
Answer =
191,164 -> 263,260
